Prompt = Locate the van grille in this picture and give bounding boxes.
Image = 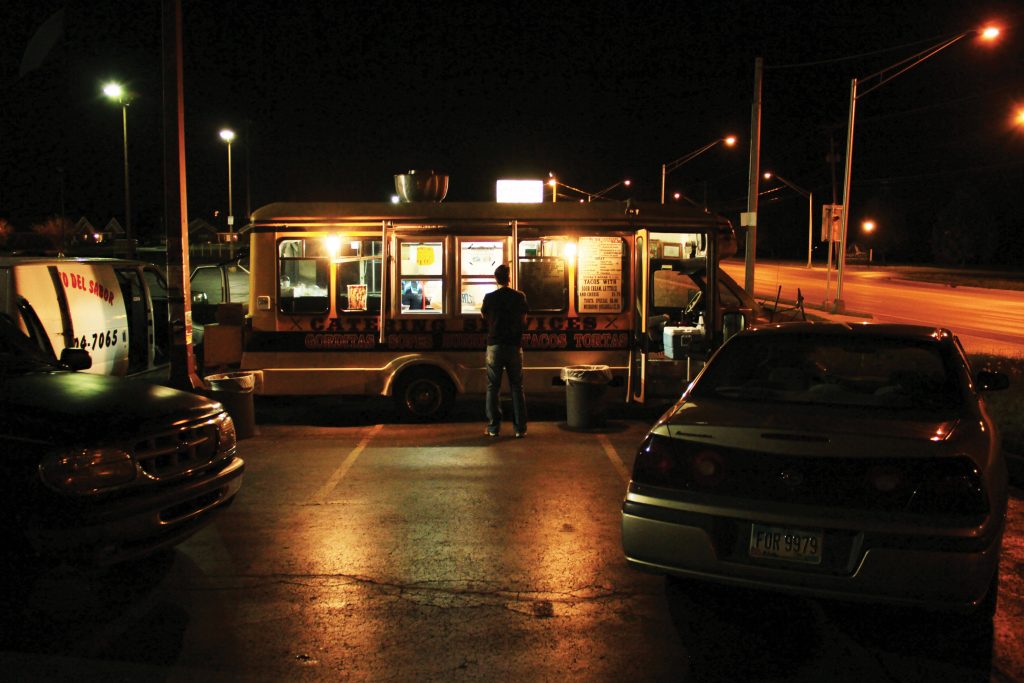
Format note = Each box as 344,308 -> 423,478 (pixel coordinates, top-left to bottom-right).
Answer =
133,419 -> 220,479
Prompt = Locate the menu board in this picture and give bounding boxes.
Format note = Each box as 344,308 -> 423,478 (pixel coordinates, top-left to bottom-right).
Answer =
577,236 -> 623,313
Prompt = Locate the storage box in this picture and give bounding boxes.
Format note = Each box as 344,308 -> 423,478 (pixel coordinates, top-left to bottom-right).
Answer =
215,302 -> 245,325
663,325 -> 704,359
203,323 -> 244,366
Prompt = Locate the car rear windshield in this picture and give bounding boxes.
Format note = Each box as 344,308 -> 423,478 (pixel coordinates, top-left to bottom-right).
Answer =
691,333 -> 964,410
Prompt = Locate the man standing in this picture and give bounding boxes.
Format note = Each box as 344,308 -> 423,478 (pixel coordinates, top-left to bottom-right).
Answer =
480,264 -> 529,438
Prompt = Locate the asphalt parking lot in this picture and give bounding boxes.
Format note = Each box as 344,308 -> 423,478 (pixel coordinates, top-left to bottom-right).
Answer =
2,395 -> 1022,681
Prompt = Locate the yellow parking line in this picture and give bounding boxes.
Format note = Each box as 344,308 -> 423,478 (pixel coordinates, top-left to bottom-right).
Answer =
597,433 -> 630,483
312,423 -> 383,503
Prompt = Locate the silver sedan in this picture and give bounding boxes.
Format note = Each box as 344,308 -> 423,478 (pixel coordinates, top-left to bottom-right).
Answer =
622,322 -> 1009,617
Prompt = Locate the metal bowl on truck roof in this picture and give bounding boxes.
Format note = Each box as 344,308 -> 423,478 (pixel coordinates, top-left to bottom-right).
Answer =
394,171 -> 449,202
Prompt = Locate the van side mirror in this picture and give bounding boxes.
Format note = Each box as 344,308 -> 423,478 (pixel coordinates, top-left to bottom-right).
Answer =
976,370 -> 1009,392
60,347 -> 92,371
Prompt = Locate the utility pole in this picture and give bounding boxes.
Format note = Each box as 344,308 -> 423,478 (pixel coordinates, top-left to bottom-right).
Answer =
161,0 -> 202,390
743,57 -> 763,295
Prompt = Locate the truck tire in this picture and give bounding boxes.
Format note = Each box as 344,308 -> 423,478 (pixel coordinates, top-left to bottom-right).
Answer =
393,368 -> 454,421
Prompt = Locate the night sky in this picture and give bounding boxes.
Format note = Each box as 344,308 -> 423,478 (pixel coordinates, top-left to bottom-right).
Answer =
2,1 -> 1022,263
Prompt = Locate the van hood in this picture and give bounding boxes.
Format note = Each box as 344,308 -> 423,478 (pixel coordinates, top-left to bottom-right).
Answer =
0,371 -> 222,446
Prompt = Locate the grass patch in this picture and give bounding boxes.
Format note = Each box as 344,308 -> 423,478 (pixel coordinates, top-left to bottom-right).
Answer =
970,353 -> 1024,456
892,268 -> 1024,292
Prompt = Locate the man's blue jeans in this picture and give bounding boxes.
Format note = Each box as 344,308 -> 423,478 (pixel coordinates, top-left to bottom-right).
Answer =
485,344 -> 527,434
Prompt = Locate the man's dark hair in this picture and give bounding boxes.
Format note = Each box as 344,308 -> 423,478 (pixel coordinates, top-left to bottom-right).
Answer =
494,264 -> 510,285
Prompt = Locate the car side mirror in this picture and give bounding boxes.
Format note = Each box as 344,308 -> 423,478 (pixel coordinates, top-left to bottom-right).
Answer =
60,347 -> 92,371
976,370 -> 1009,392
723,312 -> 746,341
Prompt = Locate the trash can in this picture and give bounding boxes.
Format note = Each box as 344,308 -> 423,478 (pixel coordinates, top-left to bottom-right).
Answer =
561,365 -> 613,430
205,371 -> 257,439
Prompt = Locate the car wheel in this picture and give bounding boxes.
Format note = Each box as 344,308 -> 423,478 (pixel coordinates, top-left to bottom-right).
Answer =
393,368 -> 454,421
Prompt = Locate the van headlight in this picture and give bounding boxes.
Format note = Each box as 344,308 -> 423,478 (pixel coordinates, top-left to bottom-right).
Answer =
215,412 -> 237,452
40,447 -> 137,495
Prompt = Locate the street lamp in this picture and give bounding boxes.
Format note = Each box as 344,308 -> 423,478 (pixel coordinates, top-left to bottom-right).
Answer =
763,171 -> 814,268
862,220 -> 876,264
661,136 -> 736,204
219,128 -> 236,255
102,81 -> 132,249
834,24 -> 1000,311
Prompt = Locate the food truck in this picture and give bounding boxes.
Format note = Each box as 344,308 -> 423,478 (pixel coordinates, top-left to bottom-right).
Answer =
234,199 -> 760,419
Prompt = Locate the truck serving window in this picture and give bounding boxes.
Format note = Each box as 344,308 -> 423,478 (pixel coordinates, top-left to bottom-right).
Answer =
399,241 -> 444,314
335,239 -> 382,313
517,239 -> 569,312
278,238 -> 329,314
459,240 -> 504,315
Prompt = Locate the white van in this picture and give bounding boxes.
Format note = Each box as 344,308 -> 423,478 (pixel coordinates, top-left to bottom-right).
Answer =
0,257 -> 170,380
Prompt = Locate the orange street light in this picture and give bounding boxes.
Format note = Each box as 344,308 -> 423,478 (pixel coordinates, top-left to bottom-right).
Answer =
661,136 -> 738,204
834,23 -> 1001,311
862,220 -> 876,233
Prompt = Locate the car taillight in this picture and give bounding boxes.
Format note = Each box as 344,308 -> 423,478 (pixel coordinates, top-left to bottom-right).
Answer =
867,465 -> 903,493
632,433 -> 724,490
40,447 -> 137,495
905,457 -> 988,518
691,450 -> 725,487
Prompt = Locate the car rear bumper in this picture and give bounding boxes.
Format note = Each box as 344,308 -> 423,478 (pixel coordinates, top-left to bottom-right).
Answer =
30,456 -> 245,565
621,498 -> 1001,612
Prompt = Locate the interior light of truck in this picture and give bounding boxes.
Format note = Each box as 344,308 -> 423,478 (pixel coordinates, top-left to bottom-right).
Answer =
40,447 -> 137,495
324,235 -> 341,258
563,242 -> 577,261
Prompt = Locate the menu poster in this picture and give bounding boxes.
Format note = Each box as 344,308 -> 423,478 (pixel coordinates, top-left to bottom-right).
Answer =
347,284 -> 368,311
577,237 -> 623,313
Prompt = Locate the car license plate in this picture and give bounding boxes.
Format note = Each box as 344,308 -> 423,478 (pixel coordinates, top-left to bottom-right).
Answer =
749,524 -> 823,565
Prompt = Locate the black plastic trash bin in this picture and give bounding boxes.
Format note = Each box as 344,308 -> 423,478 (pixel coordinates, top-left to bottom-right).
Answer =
205,371 -> 257,439
561,365 -> 613,429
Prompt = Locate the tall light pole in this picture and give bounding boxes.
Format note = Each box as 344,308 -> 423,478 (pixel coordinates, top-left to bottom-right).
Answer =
763,171 -> 814,268
102,82 -> 132,250
220,128 -> 236,256
834,25 -> 1000,311
660,136 -> 737,204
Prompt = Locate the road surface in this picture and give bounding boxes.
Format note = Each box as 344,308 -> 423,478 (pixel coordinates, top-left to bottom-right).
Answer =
723,260 -> 1024,357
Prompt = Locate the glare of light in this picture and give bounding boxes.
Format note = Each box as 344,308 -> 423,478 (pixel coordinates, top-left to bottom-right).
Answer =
763,171 -> 773,180
219,128 -> 236,143
862,220 -> 876,233
673,192 -> 681,200
563,242 -> 577,260
1016,107 -> 1024,126
980,26 -> 1000,41
548,178 -> 557,187
624,179 -> 632,187
390,195 -> 400,203
324,235 -> 341,257
496,179 -> 544,203
724,136 -> 737,146
102,82 -> 123,100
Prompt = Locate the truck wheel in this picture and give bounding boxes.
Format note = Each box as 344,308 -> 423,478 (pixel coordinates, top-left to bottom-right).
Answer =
393,368 -> 454,421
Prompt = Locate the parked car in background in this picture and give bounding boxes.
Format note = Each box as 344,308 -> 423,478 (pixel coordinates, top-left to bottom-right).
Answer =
0,314 -> 244,569
622,322 -> 1009,618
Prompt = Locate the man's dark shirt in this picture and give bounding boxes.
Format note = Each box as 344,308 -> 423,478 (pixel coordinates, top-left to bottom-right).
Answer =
481,286 -> 529,346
